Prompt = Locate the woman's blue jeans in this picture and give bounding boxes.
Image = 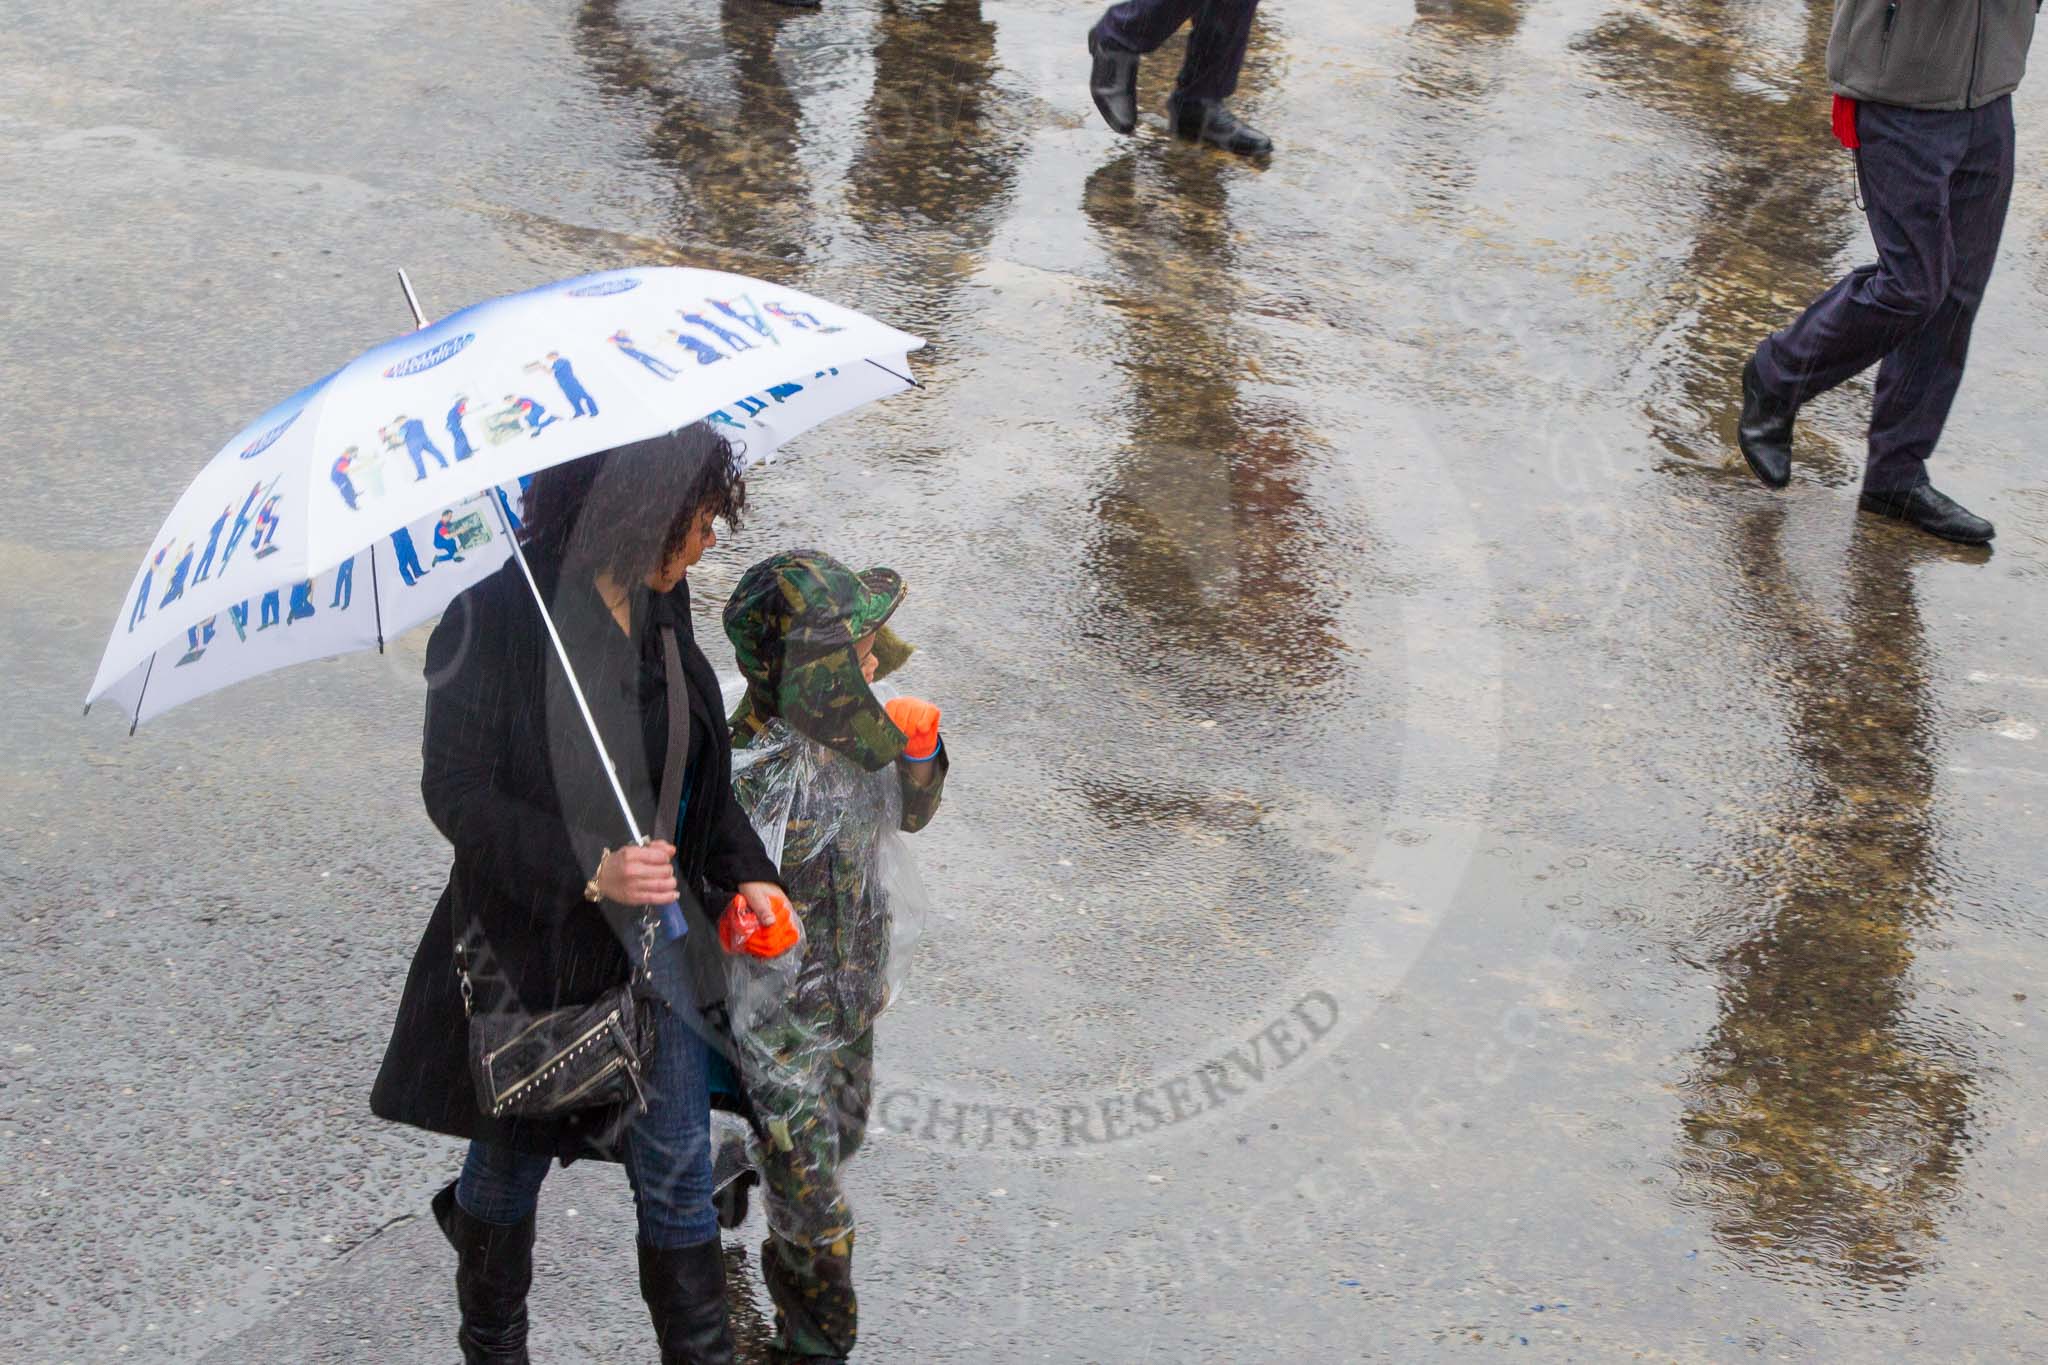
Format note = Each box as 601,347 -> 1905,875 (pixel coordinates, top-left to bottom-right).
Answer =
455,939 -> 719,1249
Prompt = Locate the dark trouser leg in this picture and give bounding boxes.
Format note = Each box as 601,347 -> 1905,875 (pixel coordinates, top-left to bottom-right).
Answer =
627,944 -> 733,1364
1173,0 -> 1259,104
1095,0 -> 1201,54
1752,103 -> 1973,409
1865,97 -> 2016,493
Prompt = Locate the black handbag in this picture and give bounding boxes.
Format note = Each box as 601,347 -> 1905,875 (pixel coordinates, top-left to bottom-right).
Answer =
451,625 -> 696,1129
459,917 -> 662,1121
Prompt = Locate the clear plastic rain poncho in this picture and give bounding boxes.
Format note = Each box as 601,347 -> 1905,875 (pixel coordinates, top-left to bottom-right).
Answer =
724,695 -> 933,1034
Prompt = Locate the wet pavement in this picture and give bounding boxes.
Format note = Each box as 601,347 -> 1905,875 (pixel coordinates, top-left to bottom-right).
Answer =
3,0 -> 2046,1360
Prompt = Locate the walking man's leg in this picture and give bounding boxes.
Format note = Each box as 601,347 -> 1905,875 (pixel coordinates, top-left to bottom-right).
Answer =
1089,0 -> 1270,154
1169,0 -> 1270,154
1856,97 -> 2013,543
1740,102 -> 1969,489
1090,0 -> 1200,135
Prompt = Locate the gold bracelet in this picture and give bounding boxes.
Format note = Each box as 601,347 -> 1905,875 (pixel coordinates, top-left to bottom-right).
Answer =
584,847 -> 612,903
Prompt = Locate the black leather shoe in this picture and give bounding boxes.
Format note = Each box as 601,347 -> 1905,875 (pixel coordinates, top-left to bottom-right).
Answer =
432,1182 -> 535,1365
1088,27 -> 1139,135
1169,98 -> 1273,155
639,1239 -> 737,1365
1737,356 -> 1795,489
1858,484 -> 1995,544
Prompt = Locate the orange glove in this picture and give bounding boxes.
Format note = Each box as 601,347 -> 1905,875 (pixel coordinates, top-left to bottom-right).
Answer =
719,892 -> 801,959
884,696 -> 942,761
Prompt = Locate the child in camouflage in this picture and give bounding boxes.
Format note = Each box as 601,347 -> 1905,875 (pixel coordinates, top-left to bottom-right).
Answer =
721,549 -> 948,1362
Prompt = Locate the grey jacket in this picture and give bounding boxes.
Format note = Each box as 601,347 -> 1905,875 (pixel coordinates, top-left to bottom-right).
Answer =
1828,0 -> 2038,110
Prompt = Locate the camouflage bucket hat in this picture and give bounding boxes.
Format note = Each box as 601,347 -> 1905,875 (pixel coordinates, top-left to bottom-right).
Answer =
724,550 -> 912,771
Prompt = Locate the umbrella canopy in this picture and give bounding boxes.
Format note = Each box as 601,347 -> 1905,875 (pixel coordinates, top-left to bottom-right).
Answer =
87,267 -> 923,728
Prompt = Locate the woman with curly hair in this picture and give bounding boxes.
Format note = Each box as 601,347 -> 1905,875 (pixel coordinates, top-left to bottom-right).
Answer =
372,421 -> 786,1364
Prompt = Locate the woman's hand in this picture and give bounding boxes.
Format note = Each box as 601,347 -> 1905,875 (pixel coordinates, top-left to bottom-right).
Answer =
598,842 -> 680,906
737,880 -> 792,929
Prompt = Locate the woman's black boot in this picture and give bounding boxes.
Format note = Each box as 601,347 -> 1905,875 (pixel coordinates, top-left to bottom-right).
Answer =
431,1181 -> 536,1365
638,1239 -> 737,1365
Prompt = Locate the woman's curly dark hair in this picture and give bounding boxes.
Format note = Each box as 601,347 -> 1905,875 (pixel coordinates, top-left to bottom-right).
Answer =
519,422 -> 746,586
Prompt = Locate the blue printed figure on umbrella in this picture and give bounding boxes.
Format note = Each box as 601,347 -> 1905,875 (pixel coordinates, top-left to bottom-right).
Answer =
500,395 -> 558,438
259,588 -> 282,630
158,542 -> 196,610
178,617 -> 217,667
287,580 -> 317,624
391,526 -> 430,586
129,544 -> 169,631
331,555 -> 355,610
681,310 -> 755,354
194,504 -> 231,583
666,327 -> 728,367
227,600 -> 250,642
543,353 -> 599,418
710,295 -> 779,345
609,330 -> 679,380
393,416 -> 450,481
251,494 -> 284,559
221,478 -> 275,572
766,301 -> 842,334
332,447 -> 363,510
713,382 -> 808,433
432,511 -> 465,566
447,399 -> 476,462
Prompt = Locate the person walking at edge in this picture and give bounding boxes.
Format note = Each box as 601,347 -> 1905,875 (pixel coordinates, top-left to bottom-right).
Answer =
1087,0 -> 1273,156
1737,0 -> 2036,545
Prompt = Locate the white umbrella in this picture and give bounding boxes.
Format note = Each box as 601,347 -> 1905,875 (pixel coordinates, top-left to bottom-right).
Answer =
87,265 -> 923,842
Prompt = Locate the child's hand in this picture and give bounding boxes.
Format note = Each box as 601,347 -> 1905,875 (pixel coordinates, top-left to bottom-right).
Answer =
885,697 -> 942,760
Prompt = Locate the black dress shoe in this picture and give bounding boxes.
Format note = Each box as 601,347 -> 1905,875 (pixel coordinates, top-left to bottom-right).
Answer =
1736,356 -> 1795,489
1088,27 -> 1139,135
1858,484 -> 1995,544
1169,98 -> 1273,155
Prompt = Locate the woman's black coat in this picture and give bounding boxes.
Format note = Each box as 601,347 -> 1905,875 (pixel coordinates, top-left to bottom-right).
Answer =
369,553 -> 780,1161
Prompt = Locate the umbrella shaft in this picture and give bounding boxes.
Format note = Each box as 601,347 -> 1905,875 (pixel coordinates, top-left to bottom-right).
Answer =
488,488 -> 647,848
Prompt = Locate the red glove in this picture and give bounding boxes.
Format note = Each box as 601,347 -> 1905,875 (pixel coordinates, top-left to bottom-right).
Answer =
1831,95 -> 1860,150
719,892 -> 800,958
884,696 -> 942,760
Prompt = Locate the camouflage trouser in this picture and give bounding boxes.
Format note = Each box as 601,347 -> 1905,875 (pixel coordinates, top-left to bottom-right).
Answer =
742,1017 -> 875,1359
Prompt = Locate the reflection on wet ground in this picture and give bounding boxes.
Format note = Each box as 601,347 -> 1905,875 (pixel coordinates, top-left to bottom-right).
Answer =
1676,515 -> 1972,1291
575,0 -> 818,267
1079,148 -> 1346,707
2,0 -> 2046,1358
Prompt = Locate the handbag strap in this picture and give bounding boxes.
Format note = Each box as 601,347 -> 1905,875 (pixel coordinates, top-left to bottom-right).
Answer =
656,625 -> 691,851
449,625 -> 694,1017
